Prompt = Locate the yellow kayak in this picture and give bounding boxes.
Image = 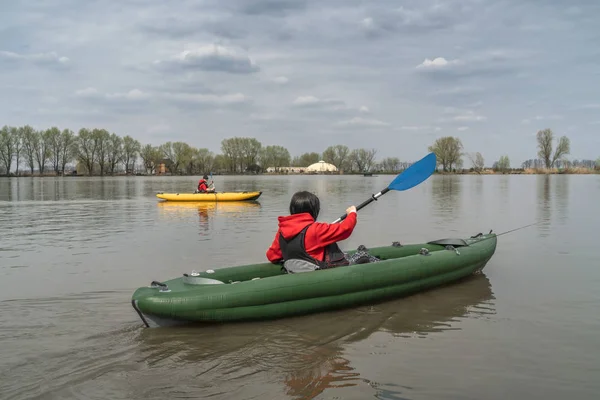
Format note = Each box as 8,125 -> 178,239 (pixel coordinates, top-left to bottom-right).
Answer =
156,191 -> 262,202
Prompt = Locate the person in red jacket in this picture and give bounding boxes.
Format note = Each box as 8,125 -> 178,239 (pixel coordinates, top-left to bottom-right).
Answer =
196,174 -> 215,193
266,190 -> 360,273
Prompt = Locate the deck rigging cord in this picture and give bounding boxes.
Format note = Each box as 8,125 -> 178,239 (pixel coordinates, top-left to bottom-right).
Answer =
471,221 -> 542,243
495,221 -> 541,237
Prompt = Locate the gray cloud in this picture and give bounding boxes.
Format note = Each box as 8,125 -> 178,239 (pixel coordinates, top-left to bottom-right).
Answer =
290,96 -> 372,121
152,45 -> 260,74
292,96 -> 347,109
138,15 -> 248,40
69,88 -> 153,116
1,0 -> 599,164
0,51 -> 70,69
333,117 -> 390,128
414,49 -> 531,81
224,0 -> 311,16
73,87 -> 251,113
163,92 -> 252,108
360,1 -> 473,38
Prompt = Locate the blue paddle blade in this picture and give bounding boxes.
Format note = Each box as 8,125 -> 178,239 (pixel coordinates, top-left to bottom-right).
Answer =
388,152 -> 437,191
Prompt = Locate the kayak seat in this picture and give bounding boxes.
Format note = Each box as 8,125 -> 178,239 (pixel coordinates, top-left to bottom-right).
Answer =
283,259 -> 320,274
283,252 -> 381,274
426,238 -> 469,247
282,243 -> 383,274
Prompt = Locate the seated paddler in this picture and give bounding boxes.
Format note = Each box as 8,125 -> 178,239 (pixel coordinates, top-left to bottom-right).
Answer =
196,174 -> 215,193
266,190 -> 360,273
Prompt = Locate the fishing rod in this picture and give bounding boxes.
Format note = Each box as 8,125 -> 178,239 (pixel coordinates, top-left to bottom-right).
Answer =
470,221 -> 541,243
494,221 -> 541,237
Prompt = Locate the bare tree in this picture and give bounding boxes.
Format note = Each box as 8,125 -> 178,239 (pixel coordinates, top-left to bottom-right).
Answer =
190,148 -> 216,174
46,127 -> 62,174
322,145 -> 350,171
380,157 -> 401,173
0,126 -> 14,175
77,128 -> 99,175
536,128 -> 570,168
466,152 -> 485,173
12,127 -> 22,175
59,129 -> 77,175
106,133 -> 123,175
260,145 -> 291,171
495,155 -> 510,172
122,136 -> 141,174
33,129 -> 52,175
21,126 -> 38,175
428,137 -> 463,172
349,148 -> 377,172
292,152 -> 320,167
139,144 -> 162,174
93,129 -> 111,176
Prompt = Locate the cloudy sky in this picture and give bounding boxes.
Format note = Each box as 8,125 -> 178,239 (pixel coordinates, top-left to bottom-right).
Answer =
1,0 -> 599,165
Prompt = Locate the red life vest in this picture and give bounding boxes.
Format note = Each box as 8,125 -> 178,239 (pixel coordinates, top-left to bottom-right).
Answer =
278,224 -> 349,270
198,179 -> 208,192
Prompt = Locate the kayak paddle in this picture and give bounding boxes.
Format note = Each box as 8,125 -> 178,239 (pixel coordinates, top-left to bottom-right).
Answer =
332,152 -> 437,223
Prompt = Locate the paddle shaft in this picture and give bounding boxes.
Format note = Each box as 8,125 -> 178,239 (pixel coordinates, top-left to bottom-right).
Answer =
332,187 -> 390,223
329,152 -> 437,224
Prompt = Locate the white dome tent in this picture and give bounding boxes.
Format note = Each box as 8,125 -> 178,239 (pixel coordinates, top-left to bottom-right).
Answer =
305,160 -> 338,173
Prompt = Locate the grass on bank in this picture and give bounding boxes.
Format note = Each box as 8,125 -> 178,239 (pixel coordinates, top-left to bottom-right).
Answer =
433,167 -> 599,175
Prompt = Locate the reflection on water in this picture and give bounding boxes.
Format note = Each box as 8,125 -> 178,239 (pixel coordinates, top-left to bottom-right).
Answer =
156,201 -> 262,235
555,175 -> 569,225
536,175 -> 570,236
538,175 -> 551,237
284,355 -> 358,399
498,174 -> 510,205
1,175 -> 598,400
0,177 -> 143,202
156,200 -> 262,215
430,175 -> 461,223
132,274 -> 494,399
0,199 -> 151,255
473,175 -> 484,197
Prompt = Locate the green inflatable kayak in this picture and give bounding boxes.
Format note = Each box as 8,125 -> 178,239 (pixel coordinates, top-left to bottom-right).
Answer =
131,231 -> 497,328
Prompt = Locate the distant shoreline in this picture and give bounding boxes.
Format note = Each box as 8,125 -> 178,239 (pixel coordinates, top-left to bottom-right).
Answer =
2,167 -> 598,178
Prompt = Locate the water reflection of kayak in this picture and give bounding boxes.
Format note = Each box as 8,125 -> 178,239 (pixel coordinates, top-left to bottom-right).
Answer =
134,274 -> 494,398
156,200 -> 261,214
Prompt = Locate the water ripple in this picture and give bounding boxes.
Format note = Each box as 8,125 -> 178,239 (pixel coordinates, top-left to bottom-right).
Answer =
0,175 -> 598,400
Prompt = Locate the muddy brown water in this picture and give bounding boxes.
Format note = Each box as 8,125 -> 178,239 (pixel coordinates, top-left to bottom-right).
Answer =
1,174 -> 598,399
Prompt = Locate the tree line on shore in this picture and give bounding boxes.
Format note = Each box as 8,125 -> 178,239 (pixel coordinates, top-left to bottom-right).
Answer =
0,125 -> 598,176
429,128 -> 599,173
0,125 -> 405,176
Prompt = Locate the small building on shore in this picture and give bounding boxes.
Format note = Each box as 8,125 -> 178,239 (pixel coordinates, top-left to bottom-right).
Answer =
305,161 -> 338,173
265,161 -> 339,174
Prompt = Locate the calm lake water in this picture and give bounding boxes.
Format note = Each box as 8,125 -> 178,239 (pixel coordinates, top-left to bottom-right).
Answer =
0,174 -> 599,399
